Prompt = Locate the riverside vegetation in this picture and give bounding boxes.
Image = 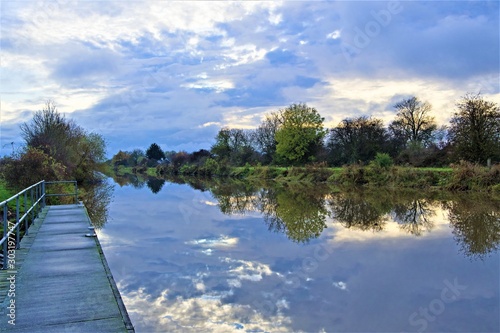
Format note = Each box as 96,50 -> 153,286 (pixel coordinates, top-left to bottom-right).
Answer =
1,93 -> 499,197
109,93 -> 499,192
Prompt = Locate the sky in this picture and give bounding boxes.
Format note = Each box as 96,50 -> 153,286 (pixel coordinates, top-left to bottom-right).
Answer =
1,0 -> 499,157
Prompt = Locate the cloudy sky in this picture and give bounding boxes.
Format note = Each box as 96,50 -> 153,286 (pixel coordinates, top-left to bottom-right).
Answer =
1,0 -> 499,156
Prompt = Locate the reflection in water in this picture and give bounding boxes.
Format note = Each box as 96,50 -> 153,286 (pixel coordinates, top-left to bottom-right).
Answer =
79,181 -> 114,229
102,176 -> 500,332
261,187 -> 328,243
445,197 -> 500,259
146,178 -> 166,194
209,183 -> 329,243
328,191 -> 390,232
393,199 -> 435,236
110,175 -> 500,258
111,172 -> 146,189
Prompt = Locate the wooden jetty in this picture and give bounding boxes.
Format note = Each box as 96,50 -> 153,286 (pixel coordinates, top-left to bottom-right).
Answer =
0,204 -> 134,332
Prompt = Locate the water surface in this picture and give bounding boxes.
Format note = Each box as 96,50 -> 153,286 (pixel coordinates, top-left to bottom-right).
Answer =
96,177 -> 499,332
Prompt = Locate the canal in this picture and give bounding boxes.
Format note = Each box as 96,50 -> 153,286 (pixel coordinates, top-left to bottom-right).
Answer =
96,177 -> 499,332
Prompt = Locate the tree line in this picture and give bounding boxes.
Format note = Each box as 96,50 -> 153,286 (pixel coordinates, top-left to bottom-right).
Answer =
111,93 -> 499,175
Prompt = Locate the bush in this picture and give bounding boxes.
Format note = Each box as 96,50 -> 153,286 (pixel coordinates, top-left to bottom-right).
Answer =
337,164 -> 367,186
370,153 -> 393,169
3,147 -> 66,190
447,161 -> 500,191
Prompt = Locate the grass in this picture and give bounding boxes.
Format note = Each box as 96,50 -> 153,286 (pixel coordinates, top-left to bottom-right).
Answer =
0,180 -> 14,202
109,161 -> 498,192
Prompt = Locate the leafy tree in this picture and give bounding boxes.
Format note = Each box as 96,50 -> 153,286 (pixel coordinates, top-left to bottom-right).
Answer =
327,116 -> 388,165
390,97 -> 437,147
128,149 -> 146,166
253,112 -> 282,164
170,151 -> 190,169
190,149 -> 212,165
146,143 -> 165,161
211,128 -> 231,162
19,101 -> 106,183
275,103 -> 326,165
449,93 -> 500,164
111,151 -> 131,167
211,128 -> 256,166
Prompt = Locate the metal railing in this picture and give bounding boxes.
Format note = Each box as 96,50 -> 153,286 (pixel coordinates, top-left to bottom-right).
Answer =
0,180 -> 78,269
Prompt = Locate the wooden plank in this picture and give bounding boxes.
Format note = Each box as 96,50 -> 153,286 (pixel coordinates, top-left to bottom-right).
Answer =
0,204 -> 134,332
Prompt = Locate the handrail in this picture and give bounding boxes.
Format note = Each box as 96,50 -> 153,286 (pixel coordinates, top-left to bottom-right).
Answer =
0,180 -> 78,269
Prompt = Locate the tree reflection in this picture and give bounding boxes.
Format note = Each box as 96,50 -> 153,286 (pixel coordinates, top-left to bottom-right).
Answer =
209,183 -> 328,243
209,181 -> 259,215
146,177 -> 166,194
259,186 -> 329,243
105,174 -> 500,255
80,181 -> 114,229
445,197 -> 500,259
111,173 -> 146,189
328,192 -> 390,231
392,199 -> 435,236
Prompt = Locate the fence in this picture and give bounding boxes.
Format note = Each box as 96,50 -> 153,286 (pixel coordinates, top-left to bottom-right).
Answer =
0,180 -> 78,269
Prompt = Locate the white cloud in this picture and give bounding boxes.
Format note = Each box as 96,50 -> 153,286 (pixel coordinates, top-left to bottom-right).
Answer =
119,285 -> 292,332
1,0 -> 498,156
327,30 -> 342,39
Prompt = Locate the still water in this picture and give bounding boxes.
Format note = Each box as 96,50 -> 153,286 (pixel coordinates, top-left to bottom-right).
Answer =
95,177 -> 499,332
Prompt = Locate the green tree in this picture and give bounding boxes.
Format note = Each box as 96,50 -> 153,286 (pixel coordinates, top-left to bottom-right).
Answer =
111,150 -> 131,167
327,116 -> 388,165
146,143 -> 165,161
211,128 -> 256,166
449,93 -> 500,164
253,112 -> 282,164
211,128 -> 231,162
19,101 -> 106,183
275,103 -> 326,165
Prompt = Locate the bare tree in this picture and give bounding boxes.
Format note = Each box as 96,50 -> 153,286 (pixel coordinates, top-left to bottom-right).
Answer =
391,97 -> 436,147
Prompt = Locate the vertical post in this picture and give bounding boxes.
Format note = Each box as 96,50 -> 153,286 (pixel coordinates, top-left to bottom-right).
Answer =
16,196 -> 20,249
2,204 -> 7,269
74,181 -> 78,204
42,181 -> 46,208
34,185 -> 38,216
24,191 -> 29,235
30,187 -> 34,223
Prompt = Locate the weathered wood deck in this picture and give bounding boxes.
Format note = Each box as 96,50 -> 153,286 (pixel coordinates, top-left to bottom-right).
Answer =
0,204 -> 134,332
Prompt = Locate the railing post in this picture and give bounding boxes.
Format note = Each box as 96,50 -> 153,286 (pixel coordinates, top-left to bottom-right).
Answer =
42,181 -> 46,208
2,205 -> 7,269
74,181 -> 78,204
24,191 -> 29,235
16,196 -> 20,249
30,187 -> 34,223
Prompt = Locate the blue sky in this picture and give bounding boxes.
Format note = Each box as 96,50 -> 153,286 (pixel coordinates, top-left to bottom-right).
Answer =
1,1 -> 499,157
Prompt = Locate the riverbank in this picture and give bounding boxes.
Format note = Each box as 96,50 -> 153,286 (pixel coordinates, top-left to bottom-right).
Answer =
111,162 -> 500,193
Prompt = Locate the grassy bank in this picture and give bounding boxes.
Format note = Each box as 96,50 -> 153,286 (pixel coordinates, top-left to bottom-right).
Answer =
0,180 -> 14,202
114,161 -> 500,192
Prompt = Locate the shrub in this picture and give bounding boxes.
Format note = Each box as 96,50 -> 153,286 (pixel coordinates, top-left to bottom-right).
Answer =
3,147 -> 66,190
370,153 -> 393,169
447,161 -> 500,191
